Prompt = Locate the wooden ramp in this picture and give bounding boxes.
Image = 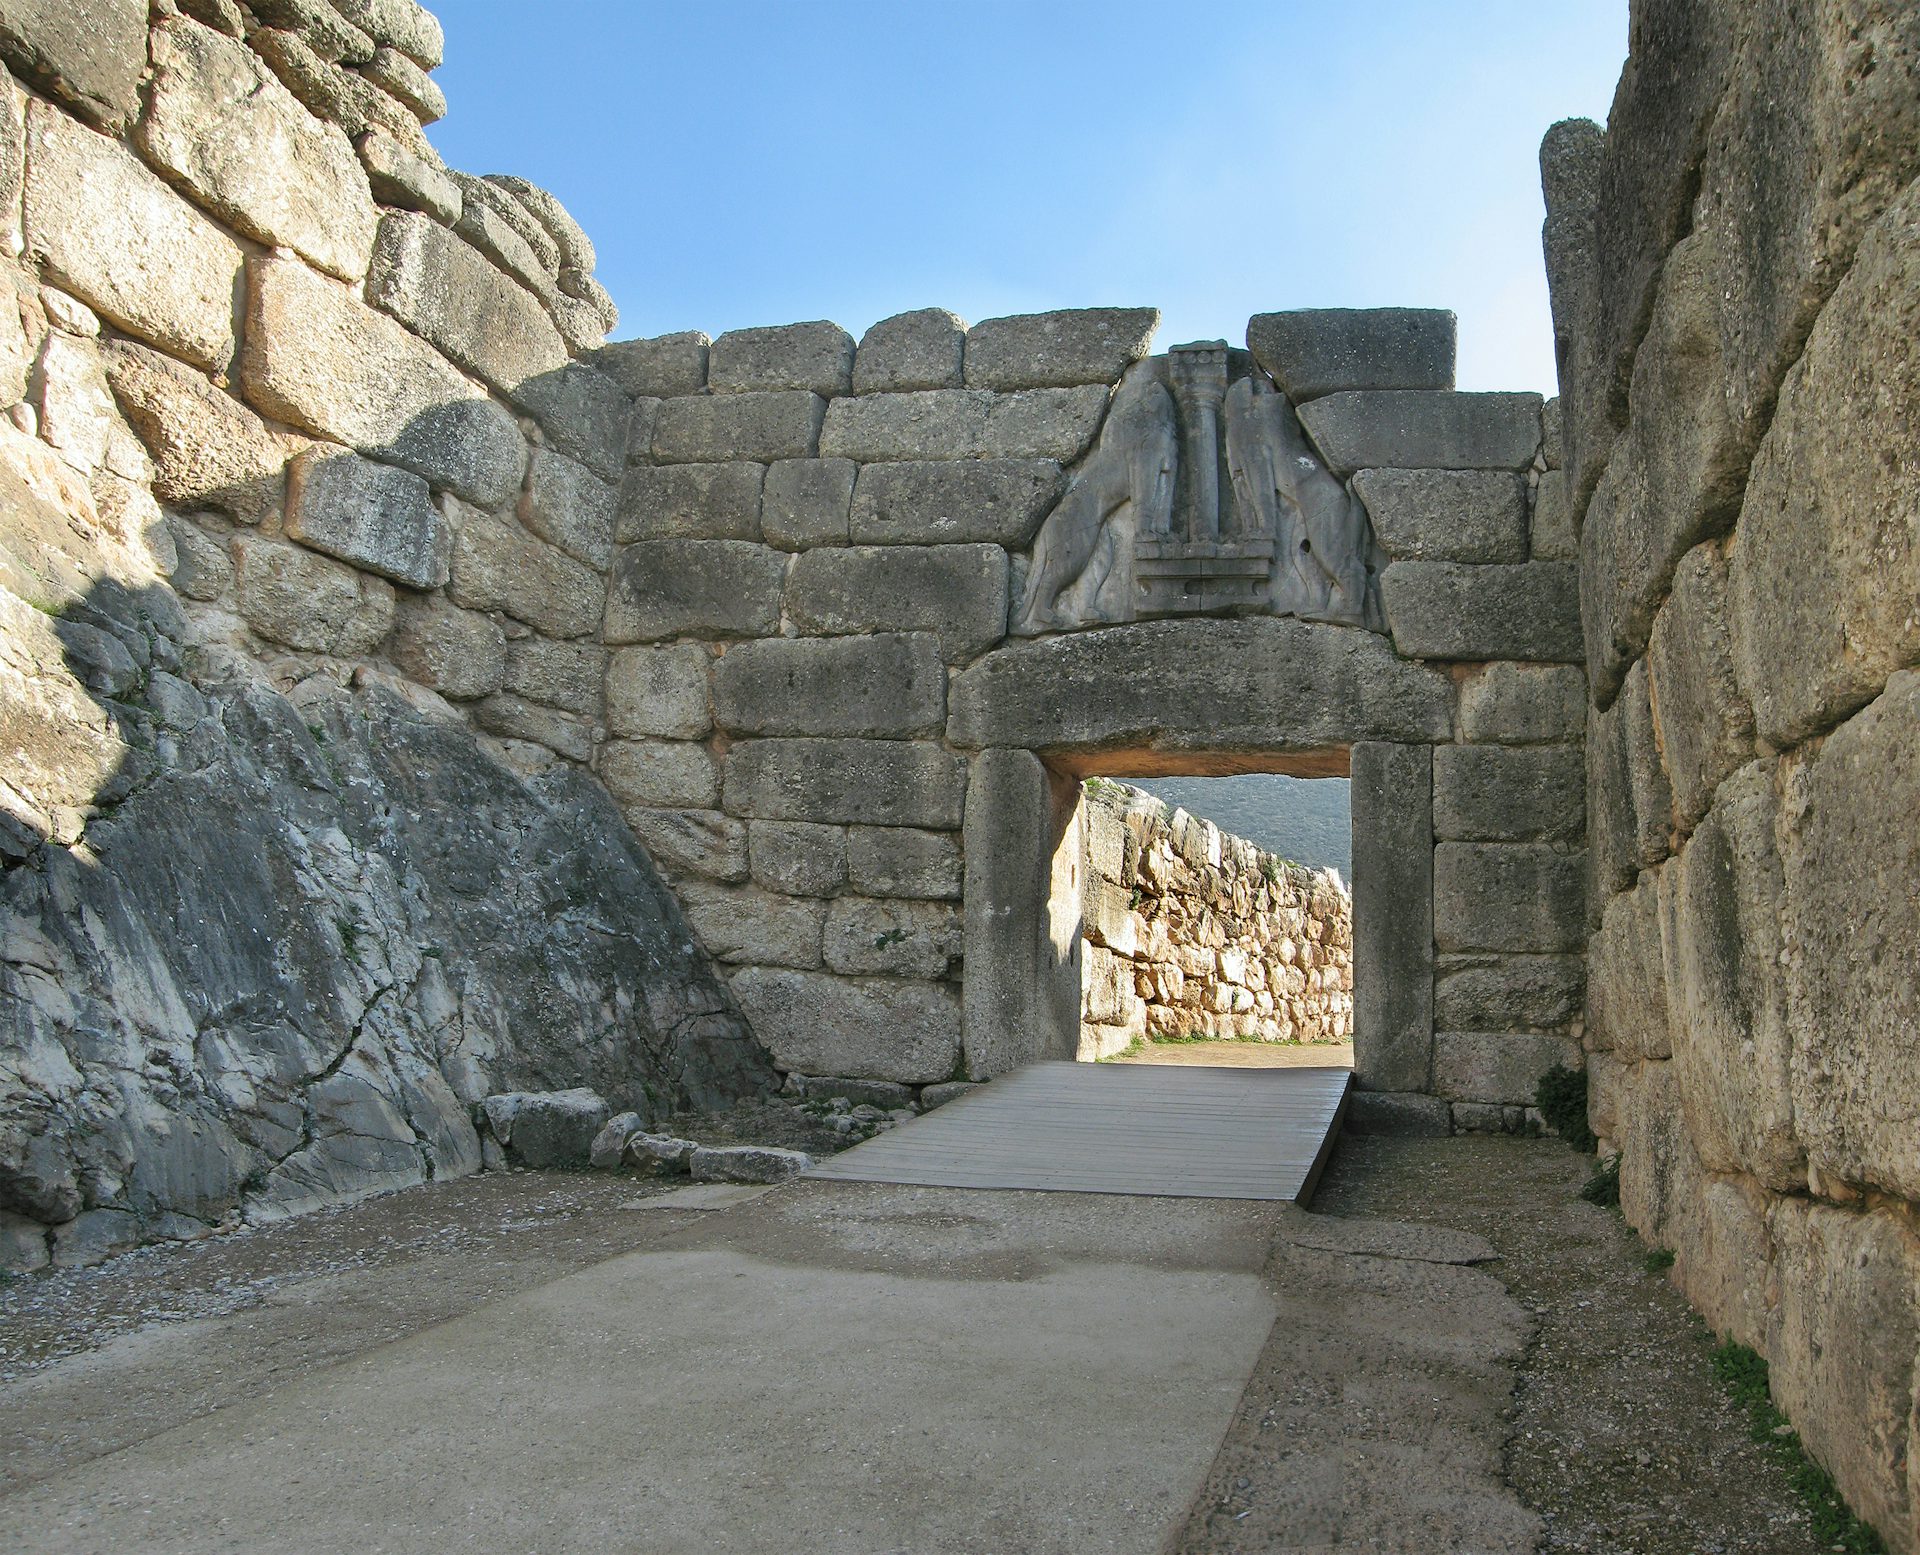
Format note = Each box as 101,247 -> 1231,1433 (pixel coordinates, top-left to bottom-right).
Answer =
805,1060 -> 1352,1204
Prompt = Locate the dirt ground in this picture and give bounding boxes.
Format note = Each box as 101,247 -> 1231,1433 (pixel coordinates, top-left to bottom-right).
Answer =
1108,1038 -> 1354,1069
0,1121 -> 1828,1552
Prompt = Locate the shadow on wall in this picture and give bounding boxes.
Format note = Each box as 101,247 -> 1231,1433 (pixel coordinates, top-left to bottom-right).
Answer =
0,358 -> 777,1274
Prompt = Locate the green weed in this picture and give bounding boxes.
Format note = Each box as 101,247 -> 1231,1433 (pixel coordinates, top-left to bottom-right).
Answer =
1579,1152 -> 1620,1207
1536,1062 -> 1597,1152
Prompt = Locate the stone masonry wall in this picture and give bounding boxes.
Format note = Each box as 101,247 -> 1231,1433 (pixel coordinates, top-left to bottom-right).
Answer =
1543,1 -> 1920,1545
0,0 -> 774,1272
1076,779 -> 1352,1060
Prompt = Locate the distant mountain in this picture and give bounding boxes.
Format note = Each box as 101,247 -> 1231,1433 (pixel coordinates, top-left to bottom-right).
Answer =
1123,774 -> 1352,880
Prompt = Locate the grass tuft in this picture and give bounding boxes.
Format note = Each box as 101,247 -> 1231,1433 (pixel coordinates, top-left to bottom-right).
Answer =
1579,1152 -> 1620,1206
1535,1062 -> 1597,1152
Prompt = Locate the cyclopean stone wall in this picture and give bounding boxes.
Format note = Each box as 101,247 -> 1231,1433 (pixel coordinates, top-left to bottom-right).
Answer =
1075,779 -> 1352,1060
1543,1 -> 1920,1544
0,0 -> 775,1272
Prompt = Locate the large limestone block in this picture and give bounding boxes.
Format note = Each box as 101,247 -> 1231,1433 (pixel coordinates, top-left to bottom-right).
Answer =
712,633 -> 945,739
1352,469 -> 1528,564
1456,661 -> 1586,745
849,459 -> 1066,547
708,321 -> 854,396
1613,1056 -> 1705,1251
1586,658 -> 1672,908
1296,391 -> 1541,473
1675,1175 -> 1772,1354
366,211 -> 567,400
603,539 -> 785,643
1728,176 -> 1920,748
819,385 -> 1109,463
473,694 -> 591,761
1433,954 -> 1584,1032
600,739 -> 721,811
99,341 -> 289,523
1350,742 -> 1433,1092
619,806 -> 747,882
729,968 -> 961,1083
233,533 -> 394,654
853,308 -> 965,394
747,820 -> 846,897
760,458 -> 854,549
522,448 -> 615,568
332,0 -> 444,69
1433,1031 -> 1580,1106
23,103 -> 242,372
1648,540 -> 1751,832
784,544 -> 1007,663
447,502 -> 603,639
605,642 -> 711,739
1767,1200 -> 1920,1547
1779,671 -> 1920,1201
1431,744 -> 1583,843
387,596 -> 504,700
673,882 -> 826,969
0,0 -> 145,129
1539,116 -> 1617,522
948,617 -> 1454,752
592,331 -> 709,400
141,19 -> 378,284
823,897 -> 961,978
1658,760 -> 1798,1187
618,461 -> 764,543
484,174 -> 595,274
285,447 -> 448,590
365,44 -> 444,124
510,363 -> 630,484
1530,470 -> 1576,561
846,825 -> 961,900
240,255 -> 524,508
1245,309 -> 1455,402
1586,870 -> 1670,1060
1378,561 -> 1582,664
502,639 -> 601,714
650,391 -> 824,465
1433,843 -> 1584,954
723,738 -> 967,828
962,307 -> 1157,391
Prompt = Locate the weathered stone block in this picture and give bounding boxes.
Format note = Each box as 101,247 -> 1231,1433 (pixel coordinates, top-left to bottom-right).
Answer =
233,533 -> 394,654
521,448 -> 615,568
1433,843 -> 1584,954
747,820 -> 846,897
760,458 -> 855,550
1728,175 -> 1920,748
724,738 -> 967,828
949,617 -> 1453,752
1456,661 -> 1586,745
447,502 -> 603,639
240,255 -> 524,508
1246,308 -> 1455,402
1432,744 -> 1583,843
1433,955 -> 1584,1032
1350,742 -> 1432,1092
387,596 -> 504,700
847,826 -> 962,900
1380,561 -> 1581,663
0,0 -> 145,129
23,102 -> 242,372
1779,671 -> 1920,1202
603,539 -> 785,643
1674,1174 -> 1773,1355
1539,115 -> 1613,517
252,26 -> 419,151
284,447 -> 448,590
819,385 -> 1108,463
510,363 -> 630,484
729,968 -> 961,1083
1353,468 -> 1527,564
364,44 -> 442,123
1298,391 -> 1541,473
853,308 -> 966,394
1530,469 -> 1577,561
606,642 -> 712,740
600,738 -> 720,811
619,806 -> 747,882
712,633 -> 945,738
502,639 -> 601,714
141,18 -> 378,283
473,694 -> 592,761
1648,541 -> 1751,833
483,1089 -> 608,1169
709,321 -> 854,396
1433,1031 -> 1580,1106
484,174 -> 593,272
355,126 -> 458,222
617,462 -> 764,543
674,881 -> 825,968
1343,1091 -> 1453,1137
785,544 -> 1007,663
650,391 -> 824,465
824,897 -> 962,978
592,332 -> 709,400
366,211 -> 566,399
1586,870 -> 1669,1060
849,459 -> 1066,547
962,307 -> 1157,391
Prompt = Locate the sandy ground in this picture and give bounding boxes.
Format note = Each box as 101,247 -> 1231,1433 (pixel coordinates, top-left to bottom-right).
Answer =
1107,1038 -> 1354,1068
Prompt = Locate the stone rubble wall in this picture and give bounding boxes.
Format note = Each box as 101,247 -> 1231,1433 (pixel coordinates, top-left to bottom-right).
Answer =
1542,2 -> 1920,1545
1075,780 -> 1352,1059
0,0 -> 777,1274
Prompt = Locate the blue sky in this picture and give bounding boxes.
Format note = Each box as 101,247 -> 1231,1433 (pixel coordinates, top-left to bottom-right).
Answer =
426,1 -> 1625,395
